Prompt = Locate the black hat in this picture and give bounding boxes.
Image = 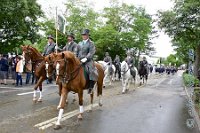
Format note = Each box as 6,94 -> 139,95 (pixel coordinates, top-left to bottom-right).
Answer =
47,35 -> 55,41
81,29 -> 90,35
66,32 -> 75,39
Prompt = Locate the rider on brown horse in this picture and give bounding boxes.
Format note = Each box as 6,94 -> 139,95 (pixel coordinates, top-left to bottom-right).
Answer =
78,29 -> 98,94
55,32 -> 80,57
43,35 -> 56,56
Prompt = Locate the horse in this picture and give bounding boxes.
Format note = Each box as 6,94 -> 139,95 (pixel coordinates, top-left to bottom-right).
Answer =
21,45 -> 47,102
138,61 -> 148,85
44,52 -> 76,103
46,51 -> 104,130
113,61 -> 121,81
97,61 -> 116,87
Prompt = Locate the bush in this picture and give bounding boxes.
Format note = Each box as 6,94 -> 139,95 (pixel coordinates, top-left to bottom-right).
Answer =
183,73 -> 199,87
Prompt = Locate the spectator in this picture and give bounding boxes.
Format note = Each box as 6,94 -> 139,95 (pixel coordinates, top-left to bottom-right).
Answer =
10,56 -> 17,85
25,59 -> 32,84
0,54 -> 3,84
16,56 -> 24,86
0,55 -> 9,85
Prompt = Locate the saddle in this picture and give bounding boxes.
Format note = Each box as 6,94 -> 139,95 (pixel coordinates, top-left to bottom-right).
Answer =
130,68 -> 136,77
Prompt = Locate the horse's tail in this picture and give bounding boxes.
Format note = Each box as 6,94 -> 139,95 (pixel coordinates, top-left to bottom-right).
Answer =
95,63 -> 104,96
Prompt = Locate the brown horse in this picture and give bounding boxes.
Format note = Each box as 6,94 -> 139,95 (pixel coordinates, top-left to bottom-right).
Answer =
45,51 -> 104,130
21,45 -> 47,102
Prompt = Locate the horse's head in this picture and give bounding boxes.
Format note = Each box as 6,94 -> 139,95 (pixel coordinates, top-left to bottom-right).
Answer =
54,51 -> 79,84
121,61 -> 128,75
21,45 -> 32,62
44,53 -> 57,79
21,45 -> 43,62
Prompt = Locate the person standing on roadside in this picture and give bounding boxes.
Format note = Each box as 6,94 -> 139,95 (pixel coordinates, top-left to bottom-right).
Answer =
16,56 -> 24,86
0,55 -> 9,85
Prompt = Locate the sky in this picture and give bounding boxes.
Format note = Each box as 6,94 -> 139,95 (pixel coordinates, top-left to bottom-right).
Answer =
37,0 -> 175,58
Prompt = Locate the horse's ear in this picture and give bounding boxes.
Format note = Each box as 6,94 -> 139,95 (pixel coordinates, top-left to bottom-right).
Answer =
62,53 -> 65,58
48,55 -> 51,61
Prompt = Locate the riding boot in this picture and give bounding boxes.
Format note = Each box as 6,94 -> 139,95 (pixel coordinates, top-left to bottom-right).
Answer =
88,80 -> 95,94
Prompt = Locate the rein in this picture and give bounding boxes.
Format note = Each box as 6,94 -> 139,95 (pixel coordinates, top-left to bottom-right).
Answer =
121,63 -> 130,75
57,59 -> 82,83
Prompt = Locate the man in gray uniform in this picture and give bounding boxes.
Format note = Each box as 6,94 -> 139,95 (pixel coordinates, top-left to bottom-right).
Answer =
103,52 -> 113,74
78,29 -> 98,94
56,33 -> 79,57
43,35 -> 56,56
125,51 -> 135,76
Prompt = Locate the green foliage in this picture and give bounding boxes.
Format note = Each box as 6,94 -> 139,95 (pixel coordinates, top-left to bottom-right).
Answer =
0,0 -> 43,53
158,0 -> 200,75
163,54 -> 183,67
183,73 -> 199,87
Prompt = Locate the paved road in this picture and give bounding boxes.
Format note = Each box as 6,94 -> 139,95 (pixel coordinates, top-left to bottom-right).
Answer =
0,71 -> 199,133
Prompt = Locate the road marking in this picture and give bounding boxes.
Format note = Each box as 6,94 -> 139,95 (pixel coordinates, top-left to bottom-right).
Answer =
17,90 -> 41,96
34,103 -> 99,130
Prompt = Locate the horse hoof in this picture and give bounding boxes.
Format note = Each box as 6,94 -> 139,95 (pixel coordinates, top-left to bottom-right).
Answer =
77,114 -> 83,120
57,106 -> 61,110
99,103 -> 103,107
33,98 -> 37,103
37,99 -> 42,102
87,109 -> 92,113
54,125 -> 62,130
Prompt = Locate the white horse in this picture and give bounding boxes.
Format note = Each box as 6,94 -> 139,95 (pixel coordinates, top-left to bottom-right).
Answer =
121,61 -> 137,93
97,61 -> 116,87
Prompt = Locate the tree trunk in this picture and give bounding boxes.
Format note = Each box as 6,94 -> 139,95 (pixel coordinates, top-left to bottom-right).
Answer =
194,45 -> 200,77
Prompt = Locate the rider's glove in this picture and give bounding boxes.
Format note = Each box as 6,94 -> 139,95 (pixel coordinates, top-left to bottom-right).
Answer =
81,58 -> 87,63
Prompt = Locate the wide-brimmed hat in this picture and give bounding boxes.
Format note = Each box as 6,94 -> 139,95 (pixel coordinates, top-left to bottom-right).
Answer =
105,52 -> 109,56
66,32 -> 75,39
47,35 -> 55,41
81,29 -> 90,35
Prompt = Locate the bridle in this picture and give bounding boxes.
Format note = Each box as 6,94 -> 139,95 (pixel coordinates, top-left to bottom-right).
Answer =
121,61 -> 130,75
55,58 -> 82,84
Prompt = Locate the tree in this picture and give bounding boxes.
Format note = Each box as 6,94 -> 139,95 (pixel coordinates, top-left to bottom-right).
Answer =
0,0 -> 43,53
158,0 -> 200,76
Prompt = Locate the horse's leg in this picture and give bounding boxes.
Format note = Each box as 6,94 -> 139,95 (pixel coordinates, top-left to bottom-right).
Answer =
77,91 -> 84,120
89,92 -> 94,111
108,70 -> 112,86
33,77 -> 41,102
54,86 -> 68,130
103,74 -> 107,88
37,77 -> 45,102
127,78 -> 130,92
37,83 -> 43,102
122,78 -> 126,94
97,82 -> 103,107
139,76 -> 142,86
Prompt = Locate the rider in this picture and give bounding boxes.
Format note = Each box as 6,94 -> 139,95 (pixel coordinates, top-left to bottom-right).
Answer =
78,29 -> 98,94
114,55 -> 121,80
56,32 -> 79,57
43,35 -> 56,56
125,51 -> 135,76
103,52 -> 113,74
142,56 -> 148,67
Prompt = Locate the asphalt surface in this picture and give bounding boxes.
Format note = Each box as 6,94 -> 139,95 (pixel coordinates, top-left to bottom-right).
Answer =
0,71 -> 199,133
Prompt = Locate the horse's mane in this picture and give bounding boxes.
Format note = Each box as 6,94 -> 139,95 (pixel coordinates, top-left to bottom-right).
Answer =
63,51 -> 80,65
27,46 -> 43,58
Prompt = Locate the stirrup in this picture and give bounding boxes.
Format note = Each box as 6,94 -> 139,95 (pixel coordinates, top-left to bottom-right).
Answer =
88,88 -> 93,94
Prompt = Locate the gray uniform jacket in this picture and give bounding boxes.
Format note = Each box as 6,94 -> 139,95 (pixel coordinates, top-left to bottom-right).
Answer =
78,39 -> 98,81
43,43 -> 56,56
63,41 -> 79,57
114,57 -> 120,64
103,56 -> 112,64
125,56 -> 135,67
